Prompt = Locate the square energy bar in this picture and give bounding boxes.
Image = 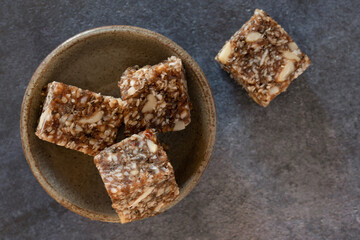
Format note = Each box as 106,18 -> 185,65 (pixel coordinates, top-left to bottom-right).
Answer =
215,9 -> 311,107
94,129 -> 179,223
35,81 -> 124,156
118,56 -> 191,136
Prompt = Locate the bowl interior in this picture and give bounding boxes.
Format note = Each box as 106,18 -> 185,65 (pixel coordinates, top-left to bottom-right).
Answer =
21,26 -> 216,222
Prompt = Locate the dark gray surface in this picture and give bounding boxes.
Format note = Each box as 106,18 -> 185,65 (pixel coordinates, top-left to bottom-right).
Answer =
1,0 -> 359,239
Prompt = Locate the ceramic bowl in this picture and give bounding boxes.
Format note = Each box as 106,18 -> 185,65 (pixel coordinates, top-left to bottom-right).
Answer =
20,26 -> 216,222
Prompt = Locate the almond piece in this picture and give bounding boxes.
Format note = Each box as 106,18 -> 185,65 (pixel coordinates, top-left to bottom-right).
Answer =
282,51 -> 300,61
144,113 -> 153,122
154,202 -> 164,212
80,96 -> 88,104
78,111 -> 104,124
217,41 -> 233,64
75,125 -> 83,132
277,61 -> 295,82
173,120 -> 185,131
127,87 -> 136,96
38,108 -> 52,131
288,42 -> 299,51
129,187 -> 155,208
146,139 -> 158,153
142,94 -> 157,113
260,49 -> 269,66
269,86 -> 280,95
245,32 -> 262,42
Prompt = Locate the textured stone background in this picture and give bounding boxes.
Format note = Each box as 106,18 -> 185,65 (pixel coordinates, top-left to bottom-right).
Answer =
1,0 -> 359,239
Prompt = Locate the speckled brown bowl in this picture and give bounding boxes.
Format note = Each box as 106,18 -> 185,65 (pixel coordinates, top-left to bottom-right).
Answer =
20,26 -> 217,222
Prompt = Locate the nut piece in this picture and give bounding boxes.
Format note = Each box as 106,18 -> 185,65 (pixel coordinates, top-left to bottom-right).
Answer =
282,51 -> 300,61
173,120 -> 185,131
260,49 -> 269,66
129,187 -> 155,208
146,139 -> 158,153
217,41 -> 233,64
288,42 -> 299,51
142,94 -> 157,113
245,32 -> 262,42
277,61 -> 295,82
78,111 -> 104,124
269,86 -> 280,95
37,108 -> 52,132
127,87 -> 136,96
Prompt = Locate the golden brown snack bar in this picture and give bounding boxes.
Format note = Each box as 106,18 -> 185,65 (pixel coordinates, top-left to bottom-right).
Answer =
215,9 -> 311,107
35,81 -> 124,156
118,56 -> 191,135
94,129 -> 179,223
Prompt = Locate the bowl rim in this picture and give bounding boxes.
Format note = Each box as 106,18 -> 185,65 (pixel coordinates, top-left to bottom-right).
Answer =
20,25 -> 217,222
